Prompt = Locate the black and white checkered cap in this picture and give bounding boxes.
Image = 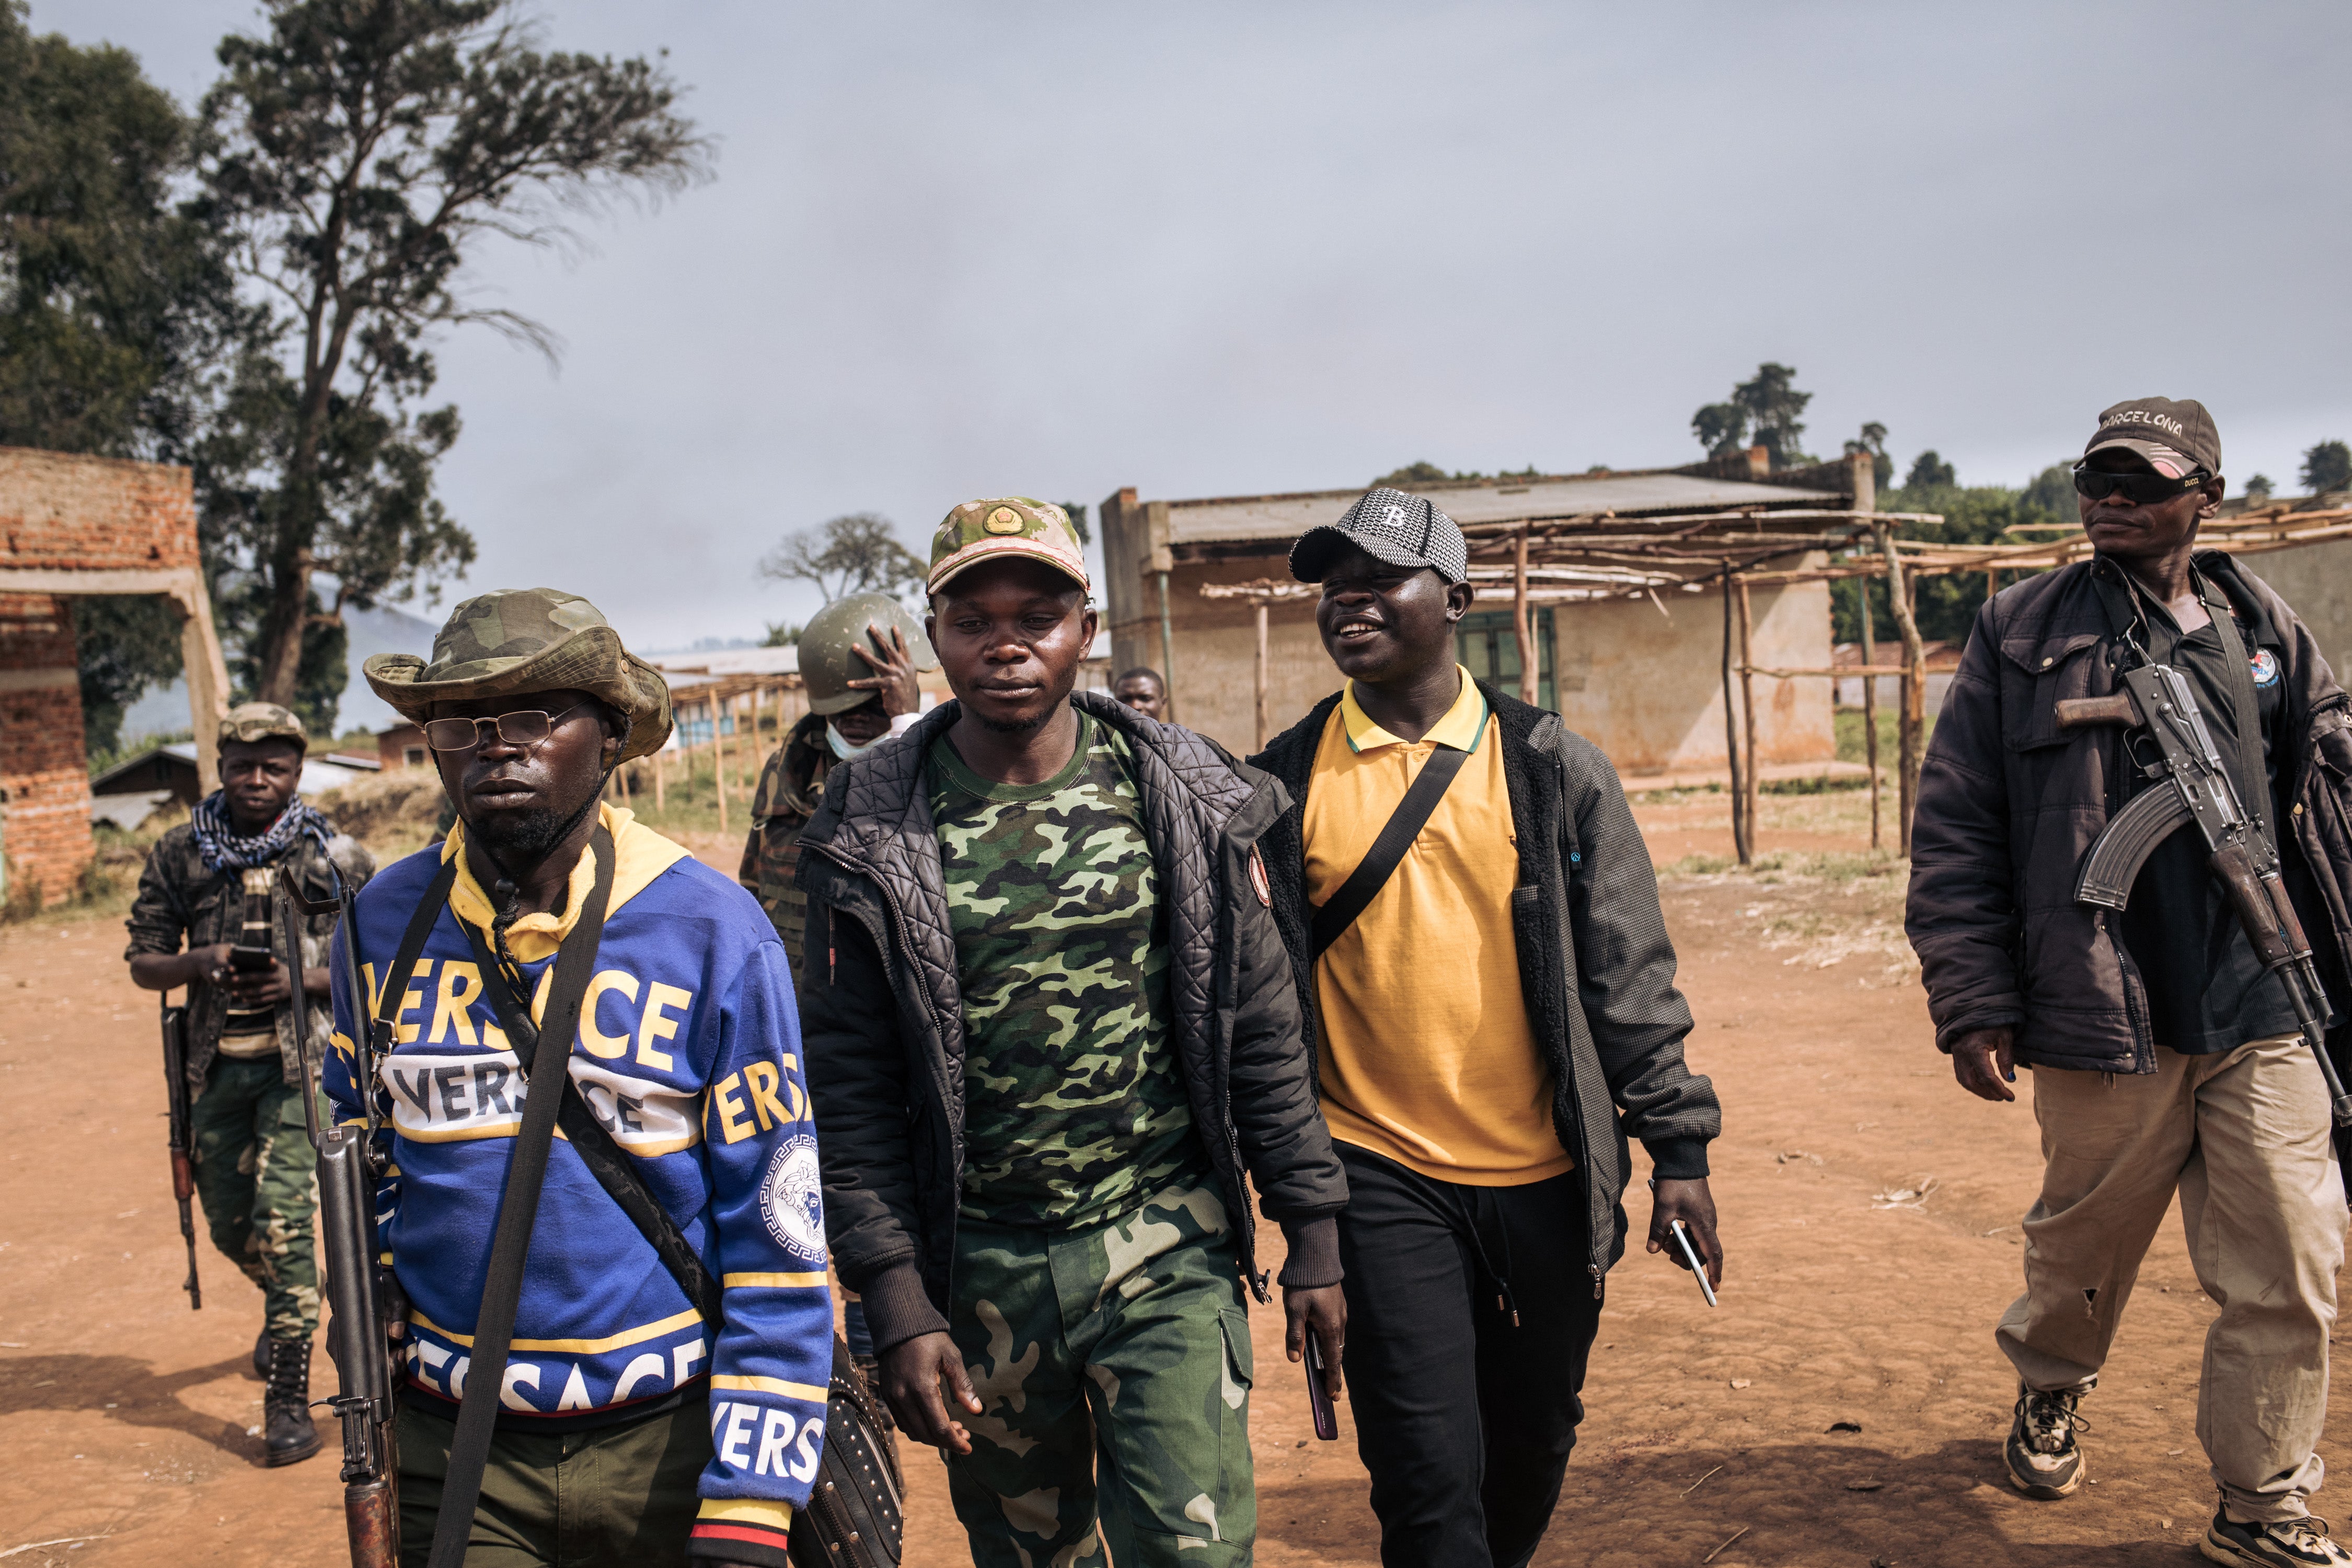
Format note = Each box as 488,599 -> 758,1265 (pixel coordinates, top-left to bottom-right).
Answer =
1287,487 -> 1469,584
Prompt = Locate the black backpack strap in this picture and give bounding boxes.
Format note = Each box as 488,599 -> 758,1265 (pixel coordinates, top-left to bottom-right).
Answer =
426,829 -> 616,1568
1310,745 -> 1469,960
369,854 -> 460,1057
459,916 -> 724,1325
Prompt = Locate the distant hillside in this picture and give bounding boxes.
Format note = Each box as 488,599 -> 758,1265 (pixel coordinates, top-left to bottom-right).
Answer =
118,599 -> 443,744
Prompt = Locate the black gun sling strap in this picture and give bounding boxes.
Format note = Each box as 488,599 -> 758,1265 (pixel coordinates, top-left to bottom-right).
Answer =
423,829 -> 616,1568
1310,741 -> 1469,961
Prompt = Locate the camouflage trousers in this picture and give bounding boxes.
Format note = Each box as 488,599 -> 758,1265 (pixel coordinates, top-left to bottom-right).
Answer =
190,1055 -> 323,1341
946,1181 -> 1256,1567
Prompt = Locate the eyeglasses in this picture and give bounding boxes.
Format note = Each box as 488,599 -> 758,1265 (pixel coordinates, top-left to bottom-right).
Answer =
2073,466 -> 2206,504
422,702 -> 592,753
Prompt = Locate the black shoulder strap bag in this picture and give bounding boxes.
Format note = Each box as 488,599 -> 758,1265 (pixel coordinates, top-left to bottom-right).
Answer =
373,832 -> 902,1568
1310,743 -> 1469,960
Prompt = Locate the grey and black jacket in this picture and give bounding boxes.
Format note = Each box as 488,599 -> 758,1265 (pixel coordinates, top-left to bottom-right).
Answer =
1251,678 -> 1720,1292
794,690 -> 1347,1353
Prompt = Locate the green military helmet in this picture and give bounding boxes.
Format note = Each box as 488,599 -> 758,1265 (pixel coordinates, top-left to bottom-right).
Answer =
798,592 -> 938,717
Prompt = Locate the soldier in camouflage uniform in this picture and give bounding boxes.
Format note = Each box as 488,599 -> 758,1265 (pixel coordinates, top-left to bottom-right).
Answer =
126,702 -> 376,1467
798,499 -> 1347,1565
740,591 -> 932,986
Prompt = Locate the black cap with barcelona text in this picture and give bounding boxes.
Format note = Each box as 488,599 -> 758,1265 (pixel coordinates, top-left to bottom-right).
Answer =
2082,397 -> 2222,480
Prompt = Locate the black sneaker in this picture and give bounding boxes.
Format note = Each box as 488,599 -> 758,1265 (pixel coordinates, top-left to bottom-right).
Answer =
2203,1511 -> 2352,1566
2004,1383 -> 2088,1498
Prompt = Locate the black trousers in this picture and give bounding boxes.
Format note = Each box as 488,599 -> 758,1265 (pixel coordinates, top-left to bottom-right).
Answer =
1336,1143 -> 1604,1568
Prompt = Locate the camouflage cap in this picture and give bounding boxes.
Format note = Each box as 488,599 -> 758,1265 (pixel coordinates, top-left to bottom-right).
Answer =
928,497 -> 1090,595
361,587 -> 673,764
218,701 -> 307,750
799,591 -> 938,717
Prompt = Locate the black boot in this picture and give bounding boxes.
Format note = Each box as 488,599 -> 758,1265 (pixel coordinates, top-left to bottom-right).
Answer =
262,1336 -> 322,1467
252,1328 -> 271,1379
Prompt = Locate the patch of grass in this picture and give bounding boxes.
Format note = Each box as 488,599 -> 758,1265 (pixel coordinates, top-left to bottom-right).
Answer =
1658,846 -> 1906,886
1834,706 -> 1936,764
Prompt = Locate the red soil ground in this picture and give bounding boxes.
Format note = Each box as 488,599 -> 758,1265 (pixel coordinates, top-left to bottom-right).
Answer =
2,820 -> 2339,1566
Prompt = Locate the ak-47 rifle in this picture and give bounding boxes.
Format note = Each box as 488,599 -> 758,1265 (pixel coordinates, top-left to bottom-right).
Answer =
159,997 -> 200,1309
279,861 -> 400,1568
2059,656 -> 2352,1126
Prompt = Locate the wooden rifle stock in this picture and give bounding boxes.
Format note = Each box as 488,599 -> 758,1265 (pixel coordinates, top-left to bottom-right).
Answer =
2054,691 -> 2141,730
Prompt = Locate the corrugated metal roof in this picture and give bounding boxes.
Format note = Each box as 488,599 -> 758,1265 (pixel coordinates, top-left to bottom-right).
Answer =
1163,469 -> 1844,547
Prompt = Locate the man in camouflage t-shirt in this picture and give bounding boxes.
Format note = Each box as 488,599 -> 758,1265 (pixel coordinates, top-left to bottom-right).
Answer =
797,498 -> 1349,1568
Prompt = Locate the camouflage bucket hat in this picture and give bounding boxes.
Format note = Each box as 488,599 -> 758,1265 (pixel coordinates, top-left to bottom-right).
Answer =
218,701 -> 307,750
928,497 -> 1090,595
799,591 -> 938,717
362,587 -> 673,764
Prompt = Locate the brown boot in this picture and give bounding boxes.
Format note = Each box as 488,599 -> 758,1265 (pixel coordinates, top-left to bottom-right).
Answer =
262,1336 -> 321,1467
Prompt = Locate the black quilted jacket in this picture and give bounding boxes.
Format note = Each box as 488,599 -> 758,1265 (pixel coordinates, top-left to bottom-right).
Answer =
794,690 -> 1346,1353
1252,679 -> 1719,1289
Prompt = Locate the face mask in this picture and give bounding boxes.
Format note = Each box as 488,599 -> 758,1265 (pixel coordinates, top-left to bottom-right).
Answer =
827,721 -> 884,761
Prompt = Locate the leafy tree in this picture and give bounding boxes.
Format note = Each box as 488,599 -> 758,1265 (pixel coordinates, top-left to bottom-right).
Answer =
2244,473 -> 2275,504
759,513 -> 925,604
1372,460 -> 1472,487
193,0 -> 708,709
1905,450 -> 1956,489
761,619 -> 803,648
2022,463 -> 2075,521
1689,363 -> 1814,469
0,5 -> 243,754
1842,422 -> 1893,491
2302,440 -> 2351,495
1057,499 -> 1090,547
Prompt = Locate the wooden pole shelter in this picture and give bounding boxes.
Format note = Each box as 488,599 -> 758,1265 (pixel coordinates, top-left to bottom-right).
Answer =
712,695 -> 729,836
1857,577 -> 1882,851
1736,578 -> 1759,863
1157,569 -> 1180,724
1513,524 -> 1539,706
1719,564 -> 1749,866
1875,524 -> 1929,856
1254,601 -> 1270,752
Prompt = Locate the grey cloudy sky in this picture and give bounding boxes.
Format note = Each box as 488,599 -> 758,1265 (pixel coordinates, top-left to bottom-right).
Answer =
49,1 -> 2352,650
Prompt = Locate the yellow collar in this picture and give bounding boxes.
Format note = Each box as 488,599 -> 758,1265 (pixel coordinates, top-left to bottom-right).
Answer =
443,802 -> 691,963
1341,665 -> 1489,754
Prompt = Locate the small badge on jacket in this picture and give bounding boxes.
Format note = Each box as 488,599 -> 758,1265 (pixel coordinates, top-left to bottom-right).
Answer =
2251,648 -> 2281,688
1248,845 -> 1272,907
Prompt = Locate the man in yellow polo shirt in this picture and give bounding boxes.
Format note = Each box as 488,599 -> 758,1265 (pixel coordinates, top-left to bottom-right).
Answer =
1252,487 -> 1725,1567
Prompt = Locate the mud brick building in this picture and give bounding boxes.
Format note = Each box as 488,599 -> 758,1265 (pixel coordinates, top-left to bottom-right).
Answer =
0,447 -> 229,906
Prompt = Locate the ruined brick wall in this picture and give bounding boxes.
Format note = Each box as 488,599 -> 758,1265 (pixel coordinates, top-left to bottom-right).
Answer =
0,593 -> 91,903
0,447 -> 201,905
0,446 -> 200,570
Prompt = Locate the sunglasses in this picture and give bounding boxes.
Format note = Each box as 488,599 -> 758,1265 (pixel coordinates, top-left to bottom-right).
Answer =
2072,466 -> 2206,504
422,701 -> 594,753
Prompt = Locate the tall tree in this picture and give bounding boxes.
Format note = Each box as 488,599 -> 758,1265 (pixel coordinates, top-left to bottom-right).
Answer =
193,0 -> 708,707
1905,450 -> 1956,489
759,513 -> 926,605
1690,363 -> 1814,469
2301,440 -> 2351,496
0,4 -> 240,754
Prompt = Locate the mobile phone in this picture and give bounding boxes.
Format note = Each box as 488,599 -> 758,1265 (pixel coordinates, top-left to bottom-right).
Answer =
1670,1219 -> 1719,1308
1304,1330 -> 1338,1440
227,944 -> 275,973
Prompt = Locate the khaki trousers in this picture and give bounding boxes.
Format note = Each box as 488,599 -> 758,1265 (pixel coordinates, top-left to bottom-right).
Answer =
1998,1035 -> 2346,1522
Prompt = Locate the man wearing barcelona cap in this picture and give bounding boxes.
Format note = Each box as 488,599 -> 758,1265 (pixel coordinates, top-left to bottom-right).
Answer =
798,498 -> 1346,1565
335,588 -> 833,1567
1910,400 -> 2352,1567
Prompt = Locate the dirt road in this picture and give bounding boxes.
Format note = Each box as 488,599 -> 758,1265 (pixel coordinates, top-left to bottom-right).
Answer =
2,812 -> 2341,1565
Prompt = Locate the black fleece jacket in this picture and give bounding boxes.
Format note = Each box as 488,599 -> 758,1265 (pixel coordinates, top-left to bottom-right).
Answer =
1251,679 -> 1720,1289
794,691 -> 1347,1354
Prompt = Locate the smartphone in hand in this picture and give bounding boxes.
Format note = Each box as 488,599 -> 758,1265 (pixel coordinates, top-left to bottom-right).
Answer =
1304,1331 -> 1338,1440
227,944 -> 275,972
1670,1219 -> 1718,1308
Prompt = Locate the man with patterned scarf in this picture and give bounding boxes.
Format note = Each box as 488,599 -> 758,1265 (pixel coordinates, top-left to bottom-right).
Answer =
125,701 -> 375,1466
